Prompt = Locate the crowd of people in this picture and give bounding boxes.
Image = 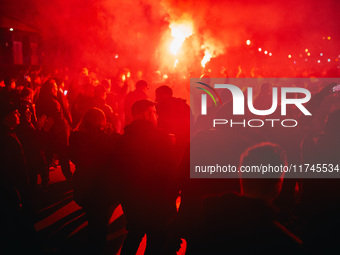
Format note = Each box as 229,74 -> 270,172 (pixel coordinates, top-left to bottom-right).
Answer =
0,66 -> 339,254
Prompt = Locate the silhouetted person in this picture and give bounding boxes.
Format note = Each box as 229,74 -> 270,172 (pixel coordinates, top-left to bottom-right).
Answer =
124,80 -> 148,125
155,85 -> 191,158
15,103 -> 49,189
72,82 -> 95,128
187,143 -> 304,254
119,99 -> 178,255
70,107 -> 120,254
301,109 -> 340,254
36,79 -> 72,181
101,79 -> 118,114
55,77 -> 73,128
0,77 -> 19,105
19,87 -> 37,127
0,101 -> 40,253
91,85 -> 117,131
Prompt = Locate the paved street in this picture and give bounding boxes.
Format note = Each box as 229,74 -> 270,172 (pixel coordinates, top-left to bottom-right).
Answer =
33,164 -> 186,254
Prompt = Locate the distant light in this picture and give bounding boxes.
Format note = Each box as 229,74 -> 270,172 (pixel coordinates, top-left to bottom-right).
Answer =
327,36 -> 331,40
307,52 -> 311,56
163,74 -> 168,79
246,39 -> 251,45
269,52 -> 272,56
294,61 -> 296,64
115,54 -> 119,59
258,48 -> 262,52
174,59 -> 179,68
328,59 -> 331,62
305,58 -> 308,62
322,37 -> 325,40
299,54 -> 302,57
320,53 -> 323,56
305,49 -> 308,52
317,60 -> 321,63
336,58 -> 339,62
288,54 -> 292,58
264,51 -> 268,54
9,28 -> 13,31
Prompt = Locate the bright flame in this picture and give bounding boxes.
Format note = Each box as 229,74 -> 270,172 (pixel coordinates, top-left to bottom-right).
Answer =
126,71 -> 131,78
174,59 -> 179,68
246,39 -> 251,45
201,49 -> 212,68
122,74 -> 126,81
169,21 -> 193,55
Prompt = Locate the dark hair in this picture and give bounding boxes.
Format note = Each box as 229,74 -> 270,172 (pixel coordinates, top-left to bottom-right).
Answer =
0,101 -> 17,120
94,85 -> 106,98
155,85 -> 173,97
240,142 -> 287,169
131,99 -> 156,117
40,79 -> 56,98
240,143 -> 287,197
4,77 -> 15,87
77,107 -> 106,132
21,87 -> 34,99
135,80 -> 148,90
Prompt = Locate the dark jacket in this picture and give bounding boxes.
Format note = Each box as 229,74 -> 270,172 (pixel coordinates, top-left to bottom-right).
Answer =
187,192 -> 304,255
69,130 -> 120,208
117,119 -> 178,230
36,95 -> 69,141
0,125 -> 29,211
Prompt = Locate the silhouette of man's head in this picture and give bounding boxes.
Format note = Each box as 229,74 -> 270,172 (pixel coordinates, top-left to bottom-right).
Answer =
135,80 -> 148,92
0,101 -> 20,129
78,107 -> 106,133
41,79 -> 58,97
155,85 -> 173,102
131,99 -> 157,126
21,87 -> 34,102
4,78 -> 16,89
240,142 -> 287,202
94,85 -> 107,100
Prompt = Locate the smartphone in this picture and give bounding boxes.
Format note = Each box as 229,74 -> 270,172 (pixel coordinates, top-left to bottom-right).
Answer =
332,84 -> 340,93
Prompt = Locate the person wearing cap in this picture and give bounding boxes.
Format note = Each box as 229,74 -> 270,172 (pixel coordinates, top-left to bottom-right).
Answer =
118,99 -> 179,254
